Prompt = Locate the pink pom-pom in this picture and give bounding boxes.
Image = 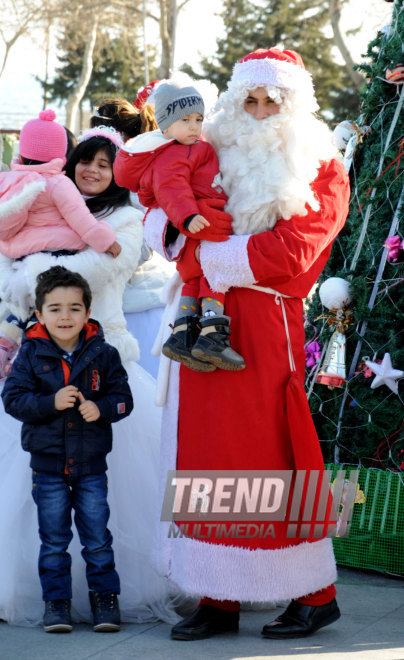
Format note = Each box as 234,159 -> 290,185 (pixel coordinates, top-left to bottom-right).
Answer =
39,109 -> 56,121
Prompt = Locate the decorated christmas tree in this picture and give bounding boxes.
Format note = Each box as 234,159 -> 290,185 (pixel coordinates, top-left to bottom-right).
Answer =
305,1 -> 403,471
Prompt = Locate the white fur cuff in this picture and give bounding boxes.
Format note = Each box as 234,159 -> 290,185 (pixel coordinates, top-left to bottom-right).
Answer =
143,208 -> 186,261
143,209 -> 167,258
200,234 -> 255,294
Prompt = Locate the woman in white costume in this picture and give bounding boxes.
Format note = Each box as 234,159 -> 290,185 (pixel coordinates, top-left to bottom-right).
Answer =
89,95 -> 176,379
0,126 -> 180,626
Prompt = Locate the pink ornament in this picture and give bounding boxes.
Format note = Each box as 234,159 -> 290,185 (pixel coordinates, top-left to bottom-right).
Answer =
305,340 -> 321,368
384,235 -> 404,262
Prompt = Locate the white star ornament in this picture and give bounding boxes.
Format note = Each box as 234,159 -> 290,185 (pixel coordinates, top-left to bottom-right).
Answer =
364,353 -> 403,395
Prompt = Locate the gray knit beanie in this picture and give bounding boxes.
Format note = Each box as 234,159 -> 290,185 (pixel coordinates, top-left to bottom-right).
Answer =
154,82 -> 205,131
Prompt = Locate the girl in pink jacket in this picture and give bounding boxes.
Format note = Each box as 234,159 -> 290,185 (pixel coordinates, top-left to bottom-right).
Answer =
0,110 -> 121,377
0,110 -> 120,259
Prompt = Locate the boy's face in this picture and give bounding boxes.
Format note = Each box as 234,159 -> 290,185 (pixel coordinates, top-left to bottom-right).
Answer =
35,286 -> 90,352
163,112 -> 203,145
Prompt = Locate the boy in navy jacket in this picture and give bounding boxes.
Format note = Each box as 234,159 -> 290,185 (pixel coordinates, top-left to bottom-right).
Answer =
2,266 -> 133,634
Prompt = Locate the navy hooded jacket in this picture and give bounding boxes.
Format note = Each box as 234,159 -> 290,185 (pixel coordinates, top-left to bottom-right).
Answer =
2,320 -> 133,477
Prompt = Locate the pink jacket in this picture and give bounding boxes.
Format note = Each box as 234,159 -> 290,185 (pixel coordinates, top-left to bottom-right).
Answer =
0,159 -> 116,258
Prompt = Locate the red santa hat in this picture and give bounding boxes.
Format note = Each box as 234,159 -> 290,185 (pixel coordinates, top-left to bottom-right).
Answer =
133,80 -> 160,110
230,48 -> 314,95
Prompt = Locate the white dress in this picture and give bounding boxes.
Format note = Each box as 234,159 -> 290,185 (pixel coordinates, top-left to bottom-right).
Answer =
123,252 -> 175,378
0,204 -> 182,626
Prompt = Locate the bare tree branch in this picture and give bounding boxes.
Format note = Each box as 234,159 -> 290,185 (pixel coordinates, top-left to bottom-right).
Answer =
65,15 -> 99,131
329,0 -> 364,90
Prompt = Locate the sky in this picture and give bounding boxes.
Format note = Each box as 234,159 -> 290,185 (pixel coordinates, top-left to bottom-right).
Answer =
0,0 -> 393,130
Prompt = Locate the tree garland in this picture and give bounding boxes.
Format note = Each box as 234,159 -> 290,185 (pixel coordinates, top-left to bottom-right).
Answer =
305,0 -> 403,470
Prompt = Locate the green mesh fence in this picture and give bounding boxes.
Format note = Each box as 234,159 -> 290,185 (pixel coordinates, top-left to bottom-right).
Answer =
326,465 -> 404,576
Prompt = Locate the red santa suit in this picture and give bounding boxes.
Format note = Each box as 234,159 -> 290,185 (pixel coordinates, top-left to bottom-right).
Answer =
144,51 -> 351,605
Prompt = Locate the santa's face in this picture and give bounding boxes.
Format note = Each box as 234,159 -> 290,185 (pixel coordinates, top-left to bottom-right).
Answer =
243,87 -> 281,120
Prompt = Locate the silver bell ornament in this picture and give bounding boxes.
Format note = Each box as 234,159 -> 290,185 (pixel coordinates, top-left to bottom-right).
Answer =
315,278 -> 354,389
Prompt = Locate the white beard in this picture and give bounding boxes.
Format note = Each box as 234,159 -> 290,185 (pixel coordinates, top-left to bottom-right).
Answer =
205,102 -> 337,236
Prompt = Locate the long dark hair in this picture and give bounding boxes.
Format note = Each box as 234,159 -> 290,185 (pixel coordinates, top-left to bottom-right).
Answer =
65,136 -> 130,216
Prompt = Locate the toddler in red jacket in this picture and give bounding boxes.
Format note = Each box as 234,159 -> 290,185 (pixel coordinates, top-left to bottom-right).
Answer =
113,81 -> 245,372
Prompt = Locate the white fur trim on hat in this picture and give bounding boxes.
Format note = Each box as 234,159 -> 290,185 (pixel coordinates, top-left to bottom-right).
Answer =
231,57 -> 314,93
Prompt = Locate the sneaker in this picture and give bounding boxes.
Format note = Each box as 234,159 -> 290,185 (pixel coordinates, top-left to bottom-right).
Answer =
89,591 -> 120,632
43,599 -> 73,633
162,315 -> 216,372
191,315 -> 246,371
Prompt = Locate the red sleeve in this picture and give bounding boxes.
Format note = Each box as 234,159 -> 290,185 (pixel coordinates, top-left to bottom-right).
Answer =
247,159 -> 350,287
113,150 -> 139,192
152,153 -> 199,230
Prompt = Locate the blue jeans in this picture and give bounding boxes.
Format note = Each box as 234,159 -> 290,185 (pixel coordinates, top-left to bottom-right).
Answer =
32,471 -> 120,601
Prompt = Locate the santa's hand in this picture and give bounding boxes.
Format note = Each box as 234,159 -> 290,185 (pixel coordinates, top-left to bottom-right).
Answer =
77,392 -> 101,422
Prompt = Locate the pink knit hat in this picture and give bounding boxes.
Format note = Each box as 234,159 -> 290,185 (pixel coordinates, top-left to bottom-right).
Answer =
19,109 -> 67,162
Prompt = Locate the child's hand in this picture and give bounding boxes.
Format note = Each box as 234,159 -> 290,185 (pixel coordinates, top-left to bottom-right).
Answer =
106,241 -> 122,258
77,392 -> 101,422
188,215 -> 210,234
55,385 -> 79,410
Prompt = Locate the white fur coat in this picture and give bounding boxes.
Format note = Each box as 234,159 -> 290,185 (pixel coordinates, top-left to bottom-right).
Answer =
0,204 -> 144,363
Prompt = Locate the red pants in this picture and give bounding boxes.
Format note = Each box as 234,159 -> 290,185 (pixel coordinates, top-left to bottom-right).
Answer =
200,584 -> 336,611
181,276 -> 225,306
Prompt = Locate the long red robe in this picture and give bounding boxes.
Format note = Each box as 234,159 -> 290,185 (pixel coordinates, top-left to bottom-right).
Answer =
151,158 -> 350,602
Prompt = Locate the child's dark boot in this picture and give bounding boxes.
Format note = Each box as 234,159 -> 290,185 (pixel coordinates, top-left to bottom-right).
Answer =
162,315 -> 216,372
191,315 -> 246,370
43,599 -> 73,633
89,591 -> 121,632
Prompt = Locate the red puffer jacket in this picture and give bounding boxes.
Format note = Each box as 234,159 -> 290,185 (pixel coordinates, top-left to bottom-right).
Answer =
113,130 -> 226,231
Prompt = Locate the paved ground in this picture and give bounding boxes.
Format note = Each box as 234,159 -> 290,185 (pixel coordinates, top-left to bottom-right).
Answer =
0,568 -> 403,660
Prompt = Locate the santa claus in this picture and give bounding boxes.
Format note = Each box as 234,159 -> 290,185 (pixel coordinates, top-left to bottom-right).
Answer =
144,48 -> 350,641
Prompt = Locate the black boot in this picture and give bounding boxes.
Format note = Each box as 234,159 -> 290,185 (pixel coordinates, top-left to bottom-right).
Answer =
89,591 -> 120,632
43,599 -> 73,633
191,315 -> 245,370
171,604 -> 239,641
261,598 -> 341,639
162,315 -> 216,372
